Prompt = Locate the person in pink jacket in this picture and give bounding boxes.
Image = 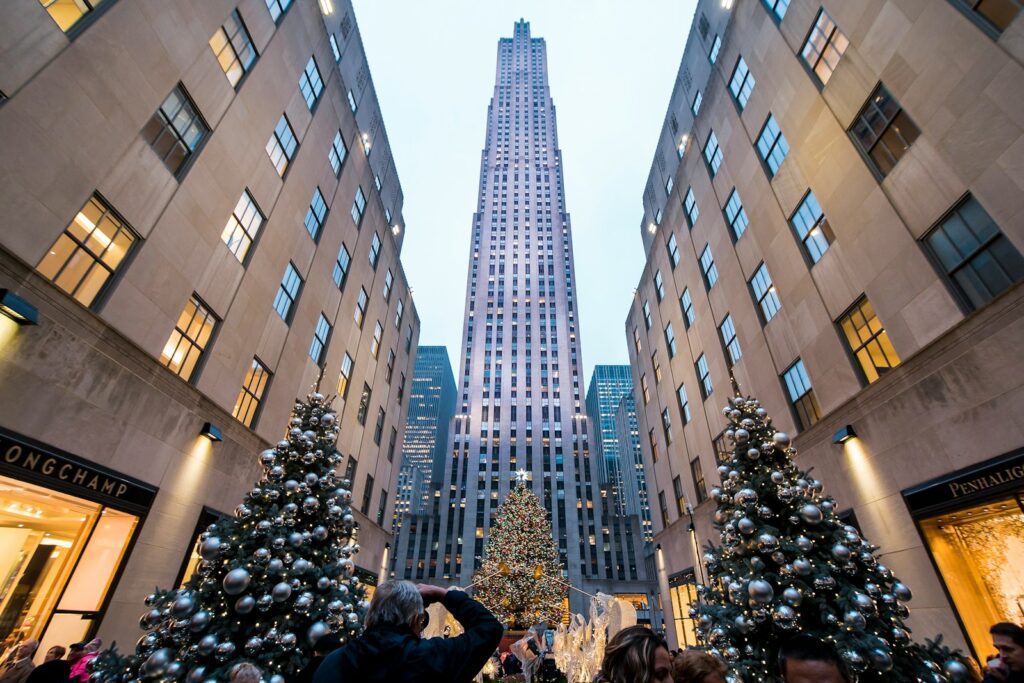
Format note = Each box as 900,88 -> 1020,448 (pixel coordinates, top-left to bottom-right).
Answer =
68,639 -> 101,683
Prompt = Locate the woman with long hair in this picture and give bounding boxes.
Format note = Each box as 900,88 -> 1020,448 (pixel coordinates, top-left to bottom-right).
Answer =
593,626 -> 672,683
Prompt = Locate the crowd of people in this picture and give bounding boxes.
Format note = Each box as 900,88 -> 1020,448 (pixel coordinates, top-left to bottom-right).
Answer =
0,638 -> 102,683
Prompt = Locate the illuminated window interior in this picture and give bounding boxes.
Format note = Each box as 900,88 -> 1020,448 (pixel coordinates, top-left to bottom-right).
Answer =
669,577 -> 698,647
38,0 -> 104,32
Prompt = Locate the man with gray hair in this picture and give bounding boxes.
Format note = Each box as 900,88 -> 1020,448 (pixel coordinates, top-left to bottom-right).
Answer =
313,581 -> 502,682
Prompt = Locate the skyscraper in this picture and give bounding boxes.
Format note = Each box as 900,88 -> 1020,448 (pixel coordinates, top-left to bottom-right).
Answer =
613,392 -> 652,543
585,365 -> 636,514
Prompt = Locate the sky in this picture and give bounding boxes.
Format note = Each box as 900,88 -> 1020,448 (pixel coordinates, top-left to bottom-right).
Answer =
353,1 -> 698,382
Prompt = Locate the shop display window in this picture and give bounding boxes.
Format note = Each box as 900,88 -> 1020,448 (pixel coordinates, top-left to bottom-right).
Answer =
668,573 -> 698,647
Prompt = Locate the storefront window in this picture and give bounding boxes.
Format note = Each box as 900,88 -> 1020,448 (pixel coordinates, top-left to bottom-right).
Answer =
669,572 -> 698,647
177,509 -> 225,588
919,495 -> 1024,659
614,593 -> 651,625
0,476 -> 137,658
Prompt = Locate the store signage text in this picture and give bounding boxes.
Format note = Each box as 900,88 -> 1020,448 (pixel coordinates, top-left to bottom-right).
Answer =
948,465 -> 1024,498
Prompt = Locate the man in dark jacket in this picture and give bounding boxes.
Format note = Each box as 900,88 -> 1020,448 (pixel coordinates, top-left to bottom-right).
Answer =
292,634 -> 341,683
313,581 -> 503,683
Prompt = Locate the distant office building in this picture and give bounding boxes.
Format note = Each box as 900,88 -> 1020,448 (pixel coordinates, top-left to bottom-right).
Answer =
585,365 -> 635,511
614,393 -> 653,543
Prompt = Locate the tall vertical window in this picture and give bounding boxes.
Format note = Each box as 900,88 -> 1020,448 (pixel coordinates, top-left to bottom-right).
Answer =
383,269 -> 394,301
763,0 -> 790,20
304,187 -> 328,241
142,86 -> 208,176
666,176 -> 674,196
699,245 -> 718,290
38,195 -> 137,308
691,458 -> 707,502
839,297 -> 901,384
38,0 -> 104,32
664,323 -> 677,358
404,325 -> 413,353
209,10 -> 257,88
708,35 -> 722,64
357,383 -> 372,425
309,313 -> 331,366
299,56 -> 324,110
371,322 -> 383,358
658,491 -> 669,527
791,191 -> 834,263
329,34 -> 341,62
783,359 -> 821,430
673,476 -> 685,515
750,262 -> 782,322
850,84 -> 920,178
354,287 -> 368,328
703,132 -> 723,176
650,430 -> 660,464
653,352 -> 663,384
266,115 -> 297,176
756,114 -> 789,177
376,489 -> 389,525
677,383 -> 691,424
373,407 -> 385,445
333,244 -> 351,290
633,327 -> 641,354
160,296 -> 216,381
395,299 -> 405,329
691,91 -> 703,116
696,354 -> 713,399
661,408 -> 673,445
387,428 -> 398,462
266,0 -> 293,23
273,262 -> 302,322
329,131 -> 348,176
667,234 -> 681,268
337,352 -> 353,398
684,188 -> 700,227
719,314 -> 742,366
654,271 -> 665,301
923,195 -> 1024,310
347,90 -> 358,113
385,349 -> 395,383
221,190 -> 263,262
680,288 -> 695,328
351,187 -> 367,225
642,300 -> 652,329
801,8 -> 849,85
950,0 -> 1022,33
369,233 -> 382,269
641,374 -> 650,404
729,57 -> 755,109
360,474 -> 374,513
724,189 -> 749,241
233,358 -> 271,428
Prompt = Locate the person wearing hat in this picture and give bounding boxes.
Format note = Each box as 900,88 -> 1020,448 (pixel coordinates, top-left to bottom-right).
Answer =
68,639 -> 101,683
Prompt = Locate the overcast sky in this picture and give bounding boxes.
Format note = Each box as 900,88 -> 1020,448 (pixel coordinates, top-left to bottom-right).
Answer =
353,1 -> 697,382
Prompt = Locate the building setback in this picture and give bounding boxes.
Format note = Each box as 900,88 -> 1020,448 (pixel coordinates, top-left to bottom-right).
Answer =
0,0 -> 419,656
627,0 -> 1024,659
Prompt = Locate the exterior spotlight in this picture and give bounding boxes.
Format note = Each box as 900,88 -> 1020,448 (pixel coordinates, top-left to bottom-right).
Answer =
655,543 -> 662,551
200,422 -> 222,442
392,224 -> 401,236
0,289 -> 38,326
648,223 -> 657,234
832,425 -> 856,445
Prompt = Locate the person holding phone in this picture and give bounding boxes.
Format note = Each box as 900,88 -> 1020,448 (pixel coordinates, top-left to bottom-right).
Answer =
985,623 -> 1024,683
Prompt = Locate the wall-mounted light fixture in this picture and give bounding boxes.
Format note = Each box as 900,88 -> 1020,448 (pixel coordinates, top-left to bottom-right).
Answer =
832,425 -> 857,445
200,422 -> 222,442
0,289 -> 38,326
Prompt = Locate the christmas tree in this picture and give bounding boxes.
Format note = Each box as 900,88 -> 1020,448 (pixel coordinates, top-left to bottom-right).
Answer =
92,391 -> 368,682
693,394 -> 970,683
472,473 -> 565,629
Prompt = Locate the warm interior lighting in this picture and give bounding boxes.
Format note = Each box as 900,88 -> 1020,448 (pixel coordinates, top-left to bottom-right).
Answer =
721,0 -> 734,8
318,0 -> 334,14
0,290 -> 39,326
832,424 -> 857,444
200,422 -> 222,442
75,212 -> 112,248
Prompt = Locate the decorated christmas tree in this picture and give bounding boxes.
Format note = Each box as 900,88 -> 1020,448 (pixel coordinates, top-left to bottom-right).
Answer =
92,391 -> 368,682
472,473 -> 565,629
693,394 -> 970,683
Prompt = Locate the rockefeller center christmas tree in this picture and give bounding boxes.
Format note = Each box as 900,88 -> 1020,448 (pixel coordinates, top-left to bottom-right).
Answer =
473,473 -> 565,629
92,391 -> 368,682
694,394 -> 970,683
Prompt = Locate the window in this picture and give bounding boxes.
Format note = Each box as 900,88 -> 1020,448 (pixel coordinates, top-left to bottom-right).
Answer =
684,188 -> 700,227
266,0 -> 292,23
310,313 -> 331,366
677,384 -> 691,424
655,209 -> 663,226
376,489 -> 389,525
221,190 -> 263,262
374,175 -> 382,193
719,314 -> 742,366
385,349 -> 395,383
142,86 -> 208,176
233,358 -> 271,428
699,245 -> 718,290
665,176 -> 674,197
850,84 -> 920,178
839,297 -> 901,384
369,233 -> 382,269
664,323 -> 677,358
374,407 -> 385,445
642,300 -> 652,330
783,359 -> 821,430
923,195 -> 1024,310
347,89 -> 358,113
354,288 -> 368,328
801,8 -> 849,85
750,262 -> 782,322
329,34 -> 340,62
405,325 -> 413,353
950,0 -> 1022,32
696,354 -> 713,399
357,383 -> 372,425
209,10 -> 257,88
649,429 -> 660,463
329,131 -> 348,176
344,455 -> 357,485
690,458 -> 707,503
266,115 -> 297,176
38,194 -> 137,308
38,0 -> 106,31
763,0 -> 790,20
641,374 -> 650,404
361,474 -> 374,514
304,187 -> 328,241
680,288 -> 695,329
633,327 -> 642,354
729,57 -> 755,109
667,234 -> 681,268
351,186 -> 367,225
371,322 -> 383,358
691,91 -> 703,116
708,35 -> 722,64
756,114 -> 789,177
673,476 -> 685,515
653,352 -> 663,383
397,373 -> 406,403
333,244 -> 351,290
383,269 -> 394,301
273,262 -> 302,322
724,189 -> 749,241
299,56 -> 324,110
791,191 -> 834,263
160,296 -> 216,381
338,352 -> 353,398
654,271 -> 665,301
395,299 -> 405,329
658,491 -> 669,527
703,132 -> 723,176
